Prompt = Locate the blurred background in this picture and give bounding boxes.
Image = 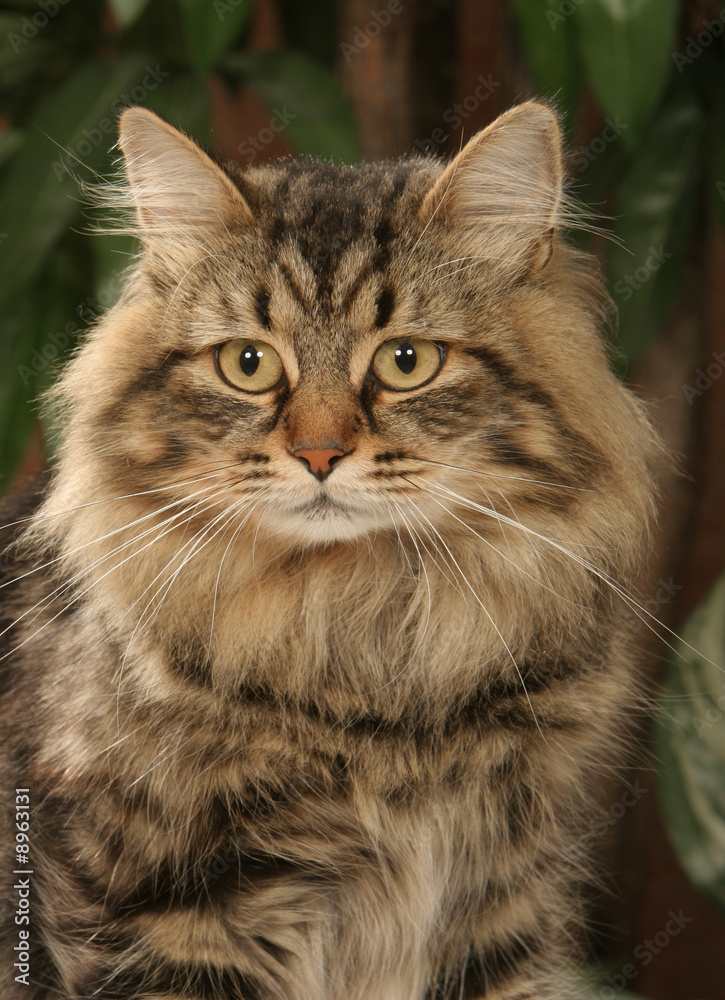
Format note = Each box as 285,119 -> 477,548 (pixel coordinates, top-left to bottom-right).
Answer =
0,0 -> 724,996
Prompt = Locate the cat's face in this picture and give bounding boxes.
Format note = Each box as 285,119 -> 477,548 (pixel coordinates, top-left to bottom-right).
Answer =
57,104 -> 654,564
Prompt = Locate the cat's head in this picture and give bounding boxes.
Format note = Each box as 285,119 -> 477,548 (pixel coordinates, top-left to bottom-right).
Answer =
48,102 -> 659,580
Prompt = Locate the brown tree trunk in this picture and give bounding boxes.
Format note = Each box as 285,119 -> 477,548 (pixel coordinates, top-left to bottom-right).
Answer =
337,0 -> 415,158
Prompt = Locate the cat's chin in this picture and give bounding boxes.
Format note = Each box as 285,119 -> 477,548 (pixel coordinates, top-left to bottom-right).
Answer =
264,497 -> 387,546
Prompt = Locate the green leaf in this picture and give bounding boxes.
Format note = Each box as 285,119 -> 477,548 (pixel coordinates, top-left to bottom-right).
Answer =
0,238 -> 87,489
509,0 -> 579,130
0,56 -> 149,310
0,304 -> 43,491
222,50 -> 361,163
563,965 -> 646,1000
108,0 -> 152,29
144,71 -> 211,146
0,57 -> 152,487
0,12 -> 25,33
574,0 -> 679,145
656,571 -> 725,918
0,128 -> 25,167
178,0 -> 253,76
607,89 -> 704,367
0,17 -> 54,95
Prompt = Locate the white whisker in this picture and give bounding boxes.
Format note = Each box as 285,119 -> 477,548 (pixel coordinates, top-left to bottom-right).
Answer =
415,457 -> 593,493
400,490 -> 552,744
0,474 -> 235,595
114,495 -> 259,734
0,489 -> 235,664
409,482 -> 587,610
413,475 -> 721,674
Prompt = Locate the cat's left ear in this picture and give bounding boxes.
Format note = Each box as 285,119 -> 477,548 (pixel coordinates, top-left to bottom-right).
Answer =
419,100 -> 563,271
117,107 -> 252,254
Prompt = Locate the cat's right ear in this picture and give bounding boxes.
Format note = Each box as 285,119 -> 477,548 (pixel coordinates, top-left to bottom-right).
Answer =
117,107 -> 252,258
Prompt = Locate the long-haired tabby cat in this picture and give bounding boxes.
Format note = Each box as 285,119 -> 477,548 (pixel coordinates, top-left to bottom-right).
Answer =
0,100 -> 662,1000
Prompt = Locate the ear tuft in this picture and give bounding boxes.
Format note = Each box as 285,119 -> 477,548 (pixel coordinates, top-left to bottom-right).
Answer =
118,107 -> 252,239
419,101 -> 564,270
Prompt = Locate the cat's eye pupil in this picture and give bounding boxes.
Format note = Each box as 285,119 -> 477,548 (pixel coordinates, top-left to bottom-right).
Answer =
395,343 -> 416,375
240,345 -> 261,377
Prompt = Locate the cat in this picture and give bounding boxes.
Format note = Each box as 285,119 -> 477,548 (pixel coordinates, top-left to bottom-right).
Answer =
0,100 -> 663,1000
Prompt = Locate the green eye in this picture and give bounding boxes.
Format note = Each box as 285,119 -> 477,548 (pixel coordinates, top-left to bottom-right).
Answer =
372,338 -> 444,390
216,339 -> 283,393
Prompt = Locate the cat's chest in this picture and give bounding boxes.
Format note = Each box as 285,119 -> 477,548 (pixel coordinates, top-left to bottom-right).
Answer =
149,584 -> 512,726
115,651 -> 544,849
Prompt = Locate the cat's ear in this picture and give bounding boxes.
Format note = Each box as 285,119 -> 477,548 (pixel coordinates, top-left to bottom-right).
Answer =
117,107 -> 252,248
419,101 -> 563,270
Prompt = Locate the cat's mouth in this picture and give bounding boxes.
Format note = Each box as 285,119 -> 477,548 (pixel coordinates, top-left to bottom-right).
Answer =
270,490 -> 384,543
292,492 -> 358,517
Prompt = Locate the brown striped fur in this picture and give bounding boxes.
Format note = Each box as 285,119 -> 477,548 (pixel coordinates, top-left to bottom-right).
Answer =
0,102 -> 663,999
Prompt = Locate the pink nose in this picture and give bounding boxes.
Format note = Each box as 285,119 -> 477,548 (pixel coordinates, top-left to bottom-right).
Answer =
293,447 -> 346,481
